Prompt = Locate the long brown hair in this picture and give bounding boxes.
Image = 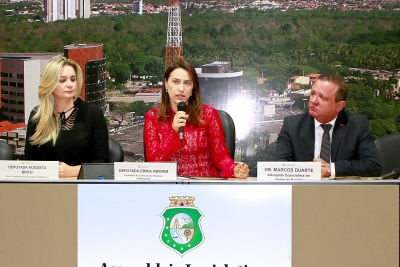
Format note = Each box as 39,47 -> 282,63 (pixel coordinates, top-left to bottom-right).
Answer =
156,58 -> 204,125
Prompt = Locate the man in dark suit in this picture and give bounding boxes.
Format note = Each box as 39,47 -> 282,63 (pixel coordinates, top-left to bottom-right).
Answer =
273,73 -> 382,177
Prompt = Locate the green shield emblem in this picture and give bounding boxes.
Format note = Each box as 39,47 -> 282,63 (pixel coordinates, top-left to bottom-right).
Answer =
160,197 -> 204,256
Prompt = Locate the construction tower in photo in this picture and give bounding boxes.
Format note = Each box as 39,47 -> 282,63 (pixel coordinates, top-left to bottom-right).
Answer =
165,0 -> 183,68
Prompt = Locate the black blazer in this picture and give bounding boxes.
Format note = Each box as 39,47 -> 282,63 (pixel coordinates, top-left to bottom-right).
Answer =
273,110 -> 382,177
24,98 -> 109,165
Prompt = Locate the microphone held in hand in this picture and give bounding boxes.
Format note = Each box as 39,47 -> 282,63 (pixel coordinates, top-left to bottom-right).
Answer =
177,101 -> 187,142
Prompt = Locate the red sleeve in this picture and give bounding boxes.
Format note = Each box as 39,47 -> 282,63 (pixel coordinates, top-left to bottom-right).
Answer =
206,106 -> 236,178
144,108 -> 185,162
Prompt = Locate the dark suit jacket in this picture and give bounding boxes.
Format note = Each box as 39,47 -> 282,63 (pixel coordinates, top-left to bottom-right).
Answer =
24,98 -> 109,165
273,110 -> 382,177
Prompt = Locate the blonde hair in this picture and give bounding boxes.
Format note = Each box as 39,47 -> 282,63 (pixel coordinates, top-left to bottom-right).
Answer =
29,56 -> 82,146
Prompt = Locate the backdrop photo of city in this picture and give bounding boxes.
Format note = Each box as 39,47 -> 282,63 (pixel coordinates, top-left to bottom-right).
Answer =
0,0 -> 399,176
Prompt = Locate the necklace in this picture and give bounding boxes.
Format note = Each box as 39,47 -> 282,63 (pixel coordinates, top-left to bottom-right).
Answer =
57,105 -> 75,125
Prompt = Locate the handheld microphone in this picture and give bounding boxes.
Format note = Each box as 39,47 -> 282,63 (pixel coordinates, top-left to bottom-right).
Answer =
177,101 -> 187,142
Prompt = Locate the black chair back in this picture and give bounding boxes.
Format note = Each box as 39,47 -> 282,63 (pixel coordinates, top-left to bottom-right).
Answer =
108,138 -> 124,163
375,133 -> 400,175
217,110 -> 236,160
0,141 -> 14,160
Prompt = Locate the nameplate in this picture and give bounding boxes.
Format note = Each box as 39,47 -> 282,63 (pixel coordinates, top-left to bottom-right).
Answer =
257,161 -> 321,181
0,160 -> 59,180
114,162 -> 177,180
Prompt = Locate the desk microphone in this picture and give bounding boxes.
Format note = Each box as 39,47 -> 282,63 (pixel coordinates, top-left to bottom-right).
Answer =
380,169 -> 400,179
177,101 -> 187,142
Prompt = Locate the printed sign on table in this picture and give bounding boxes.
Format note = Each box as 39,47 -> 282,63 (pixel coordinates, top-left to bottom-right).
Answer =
114,162 -> 177,180
258,161 -> 321,181
0,160 -> 58,180
78,184 -> 292,267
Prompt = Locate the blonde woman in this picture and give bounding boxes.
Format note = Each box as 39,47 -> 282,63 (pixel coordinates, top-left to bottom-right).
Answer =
24,57 -> 109,178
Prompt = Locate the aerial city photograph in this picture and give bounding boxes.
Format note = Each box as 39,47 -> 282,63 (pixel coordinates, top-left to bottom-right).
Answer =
0,0 -> 399,176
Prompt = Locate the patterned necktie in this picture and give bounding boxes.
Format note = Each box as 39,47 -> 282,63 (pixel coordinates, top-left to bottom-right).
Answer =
320,124 -> 332,163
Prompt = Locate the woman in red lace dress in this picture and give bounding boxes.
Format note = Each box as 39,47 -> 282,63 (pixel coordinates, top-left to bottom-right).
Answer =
144,59 -> 249,178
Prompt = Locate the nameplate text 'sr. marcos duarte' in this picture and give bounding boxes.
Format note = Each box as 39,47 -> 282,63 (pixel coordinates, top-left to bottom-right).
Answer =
257,161 -> 321,181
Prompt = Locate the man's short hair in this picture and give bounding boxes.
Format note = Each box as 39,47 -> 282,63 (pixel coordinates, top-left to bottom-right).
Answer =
317,73 -> 347,102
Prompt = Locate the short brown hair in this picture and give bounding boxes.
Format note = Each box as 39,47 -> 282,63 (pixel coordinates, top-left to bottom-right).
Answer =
317,73 -> 347,102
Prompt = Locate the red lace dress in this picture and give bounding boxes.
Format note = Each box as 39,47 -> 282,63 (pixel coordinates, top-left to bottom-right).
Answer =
144,104 -> 235,178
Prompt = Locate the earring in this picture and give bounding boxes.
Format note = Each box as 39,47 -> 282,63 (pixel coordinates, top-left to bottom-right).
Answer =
191,92 -> 193,96
165,88 -> 168,93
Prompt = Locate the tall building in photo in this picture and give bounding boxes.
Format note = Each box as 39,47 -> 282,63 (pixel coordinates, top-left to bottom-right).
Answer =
132,0 -> 143,14
196,61 -> 243,111
78,0 -> 91,18
64,44 -> 107,113
65,0 -> 76,19
44,0 -> 76,22
0,53 -> 62,123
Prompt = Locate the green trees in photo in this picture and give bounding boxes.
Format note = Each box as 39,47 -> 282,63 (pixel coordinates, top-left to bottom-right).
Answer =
0,7 -> 399,138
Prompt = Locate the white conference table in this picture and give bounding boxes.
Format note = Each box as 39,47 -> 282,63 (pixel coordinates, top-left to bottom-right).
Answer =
0,177 -> 399,267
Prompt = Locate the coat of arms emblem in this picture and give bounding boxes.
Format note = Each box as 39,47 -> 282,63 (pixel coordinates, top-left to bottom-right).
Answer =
160,196 -> 204,256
